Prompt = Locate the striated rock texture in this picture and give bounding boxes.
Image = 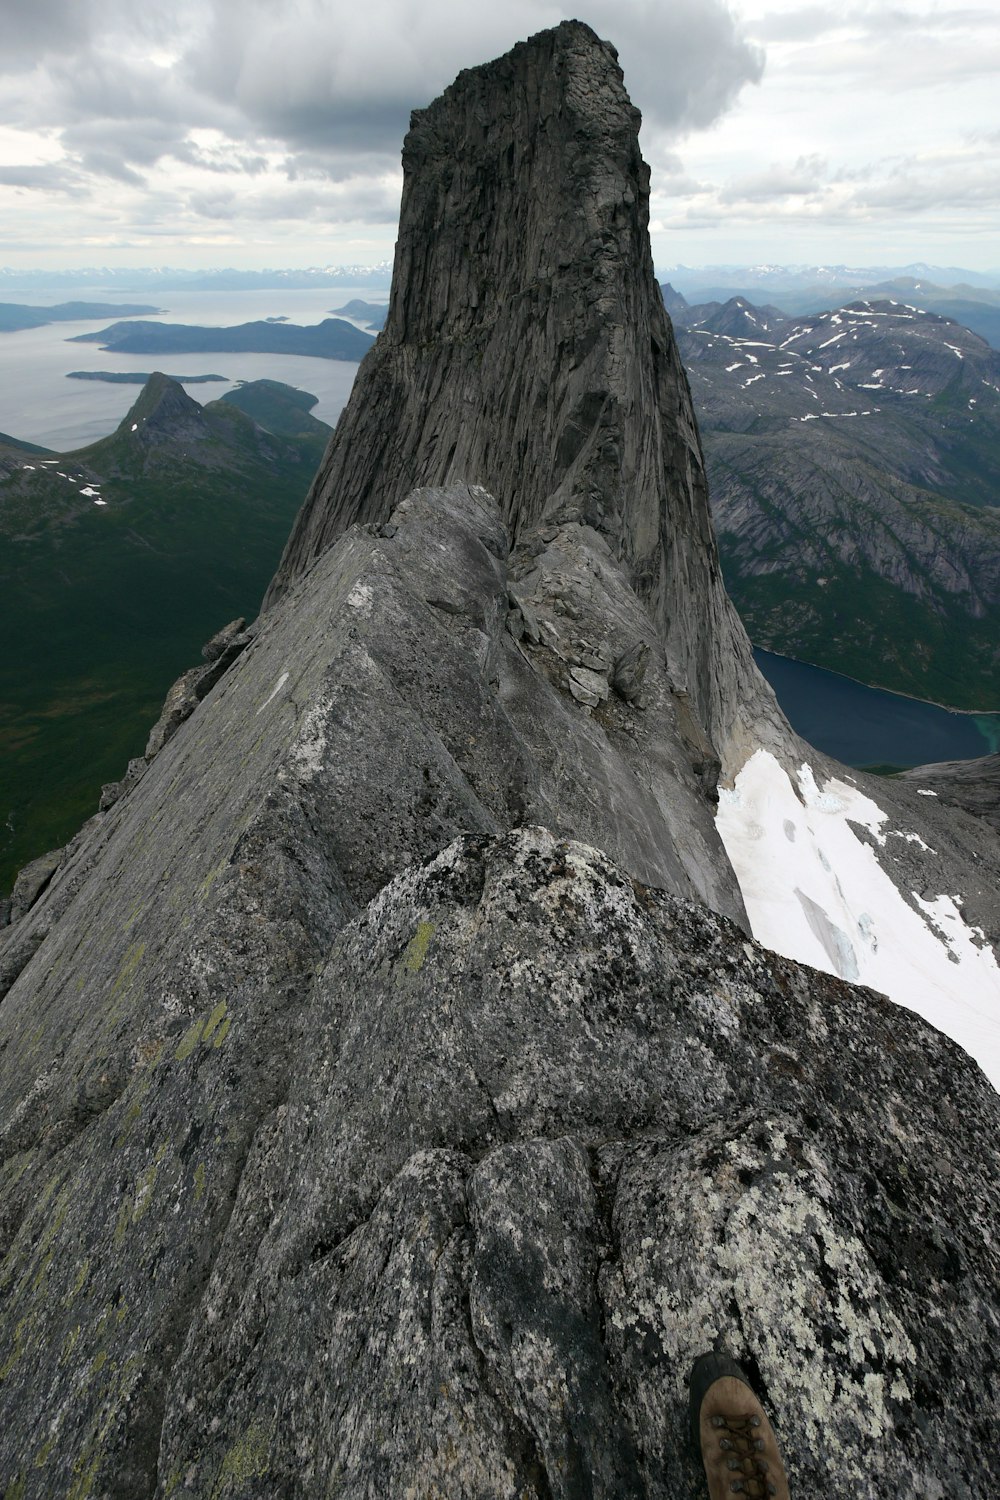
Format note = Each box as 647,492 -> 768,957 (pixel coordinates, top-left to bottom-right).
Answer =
901,751 -> 1000,833
264,21 -> 774,761
1,23 -> 998,1500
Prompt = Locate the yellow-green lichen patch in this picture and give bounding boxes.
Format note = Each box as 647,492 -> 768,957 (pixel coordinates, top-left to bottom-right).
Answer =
110,942 -> 146,1003
67,1259 -> 90,1303
403,920 -> 436,974
199,861 -> 228,899
115,1102 -> 142,1149
175,1016 -> 205,1061
33,1434 -> 55,1468
4,1474 -> 24,1500
176,1001 -> 233,1062
122,899 -> 146,932
113,1197 -> 131,1248
0,1315 -> 30,1381
60,1325 -> 81,1365
202,1001 -> 228,1043
66,1454 -> 100,1500
210,1418 -> 274,1497
132,1163 -> 158,1223
193,1162 -> 207,1203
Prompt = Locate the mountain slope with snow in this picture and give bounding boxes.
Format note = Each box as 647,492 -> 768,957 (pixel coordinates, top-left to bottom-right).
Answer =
676,298 -> 1000,708
718,749 -> 1000,1087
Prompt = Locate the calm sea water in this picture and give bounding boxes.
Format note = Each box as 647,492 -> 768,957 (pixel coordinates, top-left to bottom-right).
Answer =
755,649 -> 1000,768
0,287 -> 386,449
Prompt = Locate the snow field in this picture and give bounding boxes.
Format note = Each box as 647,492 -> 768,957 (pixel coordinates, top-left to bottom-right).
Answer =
716,749 -> 1000,1090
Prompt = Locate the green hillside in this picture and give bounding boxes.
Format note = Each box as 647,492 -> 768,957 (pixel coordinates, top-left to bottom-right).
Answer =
0,375 -> 331,892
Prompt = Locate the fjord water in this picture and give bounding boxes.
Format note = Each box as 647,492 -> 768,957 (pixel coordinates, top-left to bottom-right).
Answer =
755,648 -> 1000,767
0,287 -> 381,448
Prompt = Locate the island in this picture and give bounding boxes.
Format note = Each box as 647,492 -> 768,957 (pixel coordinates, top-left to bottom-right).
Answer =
0,301 -> 164,332
67,371 -> 227,384
68,317 -> 375,361
329,299 -> 389,330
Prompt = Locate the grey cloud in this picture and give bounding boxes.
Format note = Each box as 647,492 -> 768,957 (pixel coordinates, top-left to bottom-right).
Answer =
0,0 -> 765,231
720,155 -> 829,204
582,1 -> 764,134
184,0 -> 763,155
0,0 -> 91,68
189,176 -> 402,225
747,3 -> 997,44
0,162 -> 84,194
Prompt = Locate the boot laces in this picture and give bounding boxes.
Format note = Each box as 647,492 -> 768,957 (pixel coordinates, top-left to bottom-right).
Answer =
711,1413 -> 778,1497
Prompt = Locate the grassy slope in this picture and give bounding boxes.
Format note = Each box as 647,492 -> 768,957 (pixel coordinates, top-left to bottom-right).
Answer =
0,380 -> 330,892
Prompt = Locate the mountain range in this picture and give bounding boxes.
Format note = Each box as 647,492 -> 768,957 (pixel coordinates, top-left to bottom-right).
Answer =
666,287 -> 1000,709
0,376 -> 332,890
664,267 -> 1000,349
0,24 -> 998,1500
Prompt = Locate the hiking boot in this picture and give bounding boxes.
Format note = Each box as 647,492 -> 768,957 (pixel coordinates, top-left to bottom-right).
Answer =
689,1353 -> 790,1498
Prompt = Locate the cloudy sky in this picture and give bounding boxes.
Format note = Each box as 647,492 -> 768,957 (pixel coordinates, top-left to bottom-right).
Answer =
0,0 -> 997,274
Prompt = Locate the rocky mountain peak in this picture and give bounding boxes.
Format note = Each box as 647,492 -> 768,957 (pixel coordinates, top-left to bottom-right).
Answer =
1,26 -> 998,1500
117,370 -> 208,442
264,23 -> 776,754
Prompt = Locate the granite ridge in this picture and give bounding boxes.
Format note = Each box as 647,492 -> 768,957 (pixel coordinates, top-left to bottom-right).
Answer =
264,20 -> 777,759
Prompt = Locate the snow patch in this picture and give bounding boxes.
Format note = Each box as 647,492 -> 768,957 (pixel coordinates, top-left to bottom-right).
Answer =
256,670 -> 290,715
717,750 -> 1000,1089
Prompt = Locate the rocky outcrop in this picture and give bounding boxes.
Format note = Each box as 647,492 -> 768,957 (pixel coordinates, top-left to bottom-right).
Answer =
0,23 -> 998,1500
901,751 -> 1000,832
264,21 -> 779,764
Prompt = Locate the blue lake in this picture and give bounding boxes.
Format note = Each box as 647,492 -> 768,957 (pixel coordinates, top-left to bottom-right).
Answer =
755,649 -> 1000,768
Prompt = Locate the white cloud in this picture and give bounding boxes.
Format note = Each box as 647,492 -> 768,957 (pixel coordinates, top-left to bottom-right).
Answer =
0,0 -> 996,270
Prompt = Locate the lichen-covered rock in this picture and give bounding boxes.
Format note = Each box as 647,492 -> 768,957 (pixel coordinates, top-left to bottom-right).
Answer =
4,822 -> 993,1497
6,846 -> 63,923
900,752 -> 1000,834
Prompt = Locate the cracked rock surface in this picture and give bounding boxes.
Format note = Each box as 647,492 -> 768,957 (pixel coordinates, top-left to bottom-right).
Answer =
1,22 -> 998,1500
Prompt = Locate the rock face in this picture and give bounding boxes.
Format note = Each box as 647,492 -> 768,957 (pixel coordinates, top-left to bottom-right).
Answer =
901,751 -> 1000,833
1,22 -> 999,1500
265,22 -> 775,762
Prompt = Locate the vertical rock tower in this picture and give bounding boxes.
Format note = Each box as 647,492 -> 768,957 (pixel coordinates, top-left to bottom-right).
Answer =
267,21 -> 767,753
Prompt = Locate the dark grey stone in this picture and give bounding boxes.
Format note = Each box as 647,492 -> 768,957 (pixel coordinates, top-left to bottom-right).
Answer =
0,23 -> 997,1500
262,21 -> 783,766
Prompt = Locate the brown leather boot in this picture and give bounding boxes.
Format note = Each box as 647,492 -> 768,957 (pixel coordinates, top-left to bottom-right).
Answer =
689,1353 -> 790,1498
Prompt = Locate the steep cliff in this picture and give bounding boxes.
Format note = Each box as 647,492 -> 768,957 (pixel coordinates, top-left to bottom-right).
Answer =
265,22 -> 774,761
1,22 -> 999,1500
